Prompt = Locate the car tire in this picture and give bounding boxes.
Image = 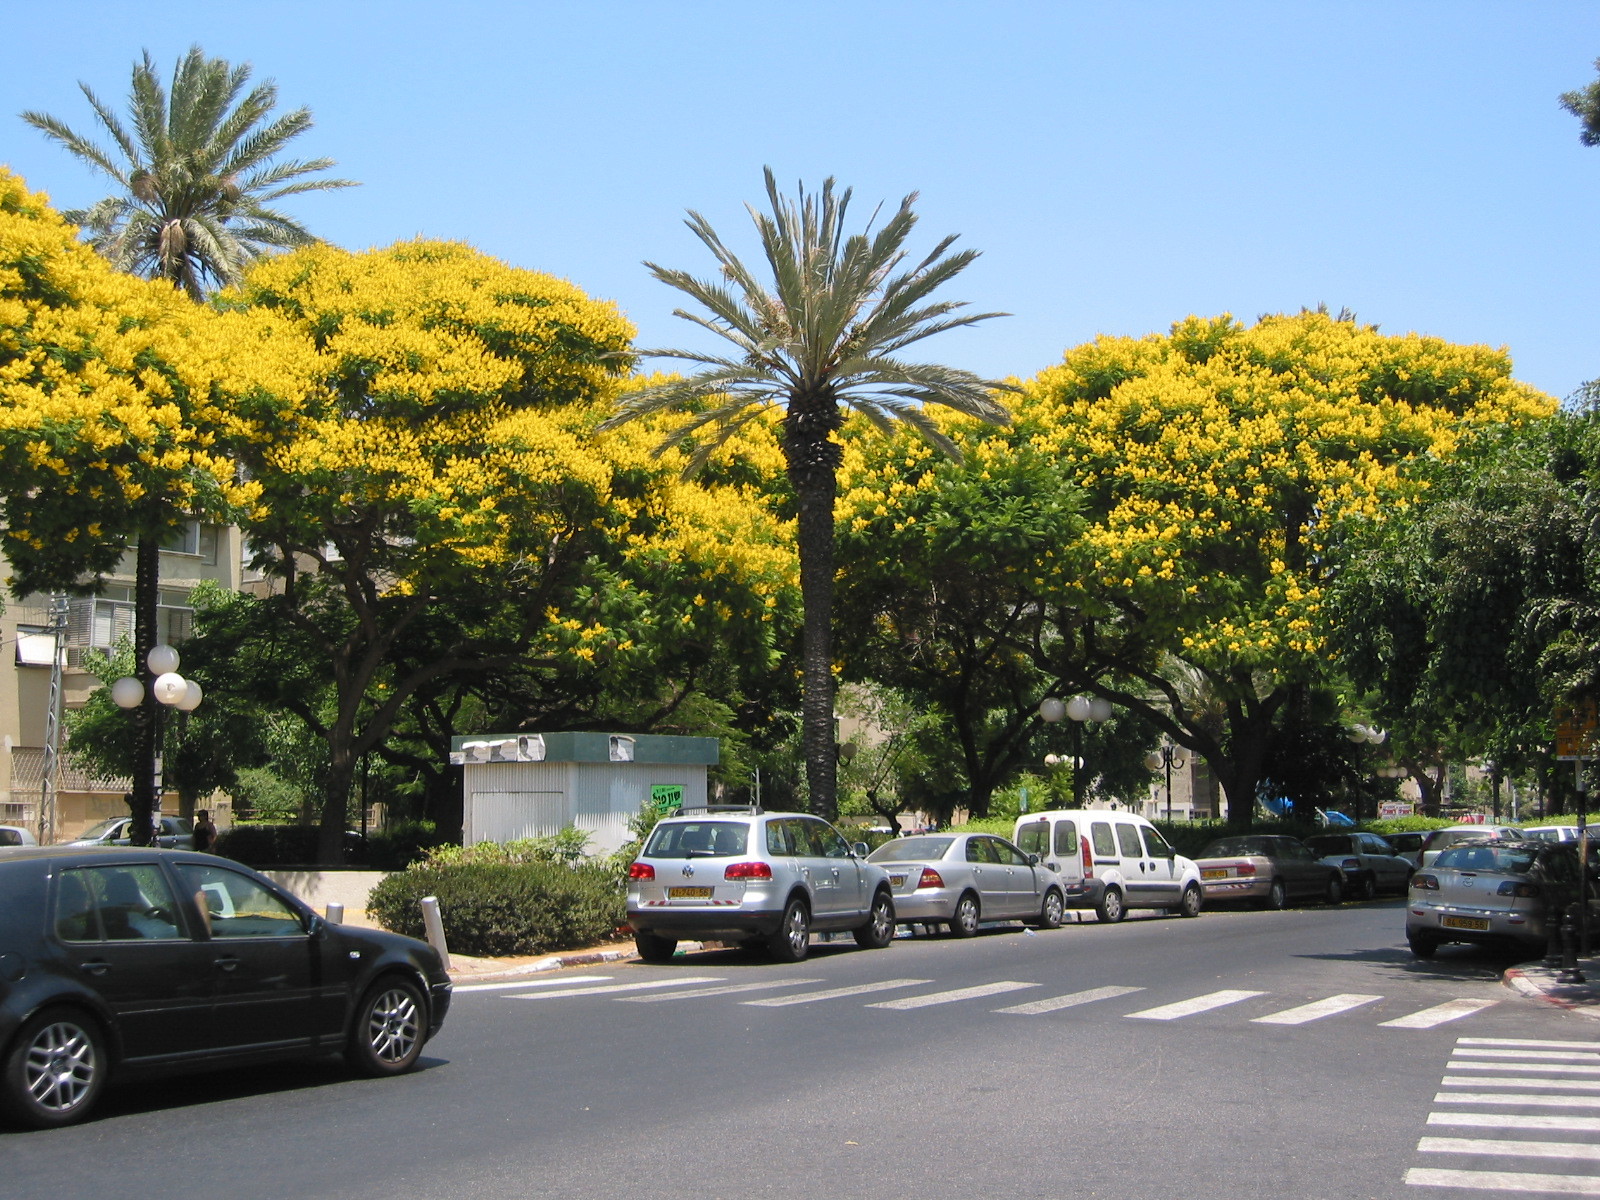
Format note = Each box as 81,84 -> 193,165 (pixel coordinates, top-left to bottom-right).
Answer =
853,889 -> 896,949
1031,888 -> 1066,930
768,897 -> 811,963
1325,875 -> 1344,905
1173,882 -> 1204,919
0,1008 -> 106,1130
1408,933 -> 1439,959
1258,879 -> 1288,911
1095,886 -> 1126,924
634,931 -> 678,964
348,976 -> 427,1077
1356,873 -> 1377,902
950,892 -> 982,937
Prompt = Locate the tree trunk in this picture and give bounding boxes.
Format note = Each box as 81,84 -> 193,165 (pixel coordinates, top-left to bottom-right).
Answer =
318,752 -> 355,866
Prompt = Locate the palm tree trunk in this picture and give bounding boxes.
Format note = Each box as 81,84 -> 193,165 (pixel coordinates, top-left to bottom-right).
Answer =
787,412 -> 842,821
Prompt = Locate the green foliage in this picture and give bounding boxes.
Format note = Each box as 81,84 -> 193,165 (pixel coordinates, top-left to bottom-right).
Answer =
947,815 -> 1018,835
1364,816 -> 1460,835
230,766 -> 305,822
420,827 -> 591,868
214,823 -> 353,867
367,862 -> 625,957
364,819 -> 446,870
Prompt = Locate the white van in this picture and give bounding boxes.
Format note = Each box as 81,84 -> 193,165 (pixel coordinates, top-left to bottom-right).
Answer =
1013,809 -> 1204,922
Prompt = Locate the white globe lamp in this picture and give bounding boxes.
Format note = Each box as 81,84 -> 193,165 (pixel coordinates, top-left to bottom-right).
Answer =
147,644 -> 180,676
111,677 -> 144,709
177,680 -> 203,712
152,672 -> 188,707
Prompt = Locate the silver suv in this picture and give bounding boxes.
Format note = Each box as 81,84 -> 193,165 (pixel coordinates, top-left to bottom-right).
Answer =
626,807 -> 896,963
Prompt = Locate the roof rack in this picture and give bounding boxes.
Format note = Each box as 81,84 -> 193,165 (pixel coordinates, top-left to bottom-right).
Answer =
678,803 -> 765,815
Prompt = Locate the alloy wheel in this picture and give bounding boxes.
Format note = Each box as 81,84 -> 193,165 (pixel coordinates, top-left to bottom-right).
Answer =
366,987 -> 421,1065
24,1021 -> 96,1115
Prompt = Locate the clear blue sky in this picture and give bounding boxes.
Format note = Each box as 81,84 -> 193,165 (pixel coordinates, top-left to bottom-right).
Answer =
5,2 -> 1600,400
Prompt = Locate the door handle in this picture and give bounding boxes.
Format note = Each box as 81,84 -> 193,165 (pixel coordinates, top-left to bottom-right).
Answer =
79,961 -> 109,976
214,956 -> 241,972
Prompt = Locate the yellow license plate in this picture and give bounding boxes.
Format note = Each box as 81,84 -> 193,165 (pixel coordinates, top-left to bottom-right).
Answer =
889,874 -> 907,886
1442,915 -> 1490,931
668,887 -> 713,899
1201,869 -> 1227,880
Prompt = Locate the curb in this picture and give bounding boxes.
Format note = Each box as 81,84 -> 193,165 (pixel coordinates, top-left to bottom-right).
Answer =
1503,964 -> 1600,1019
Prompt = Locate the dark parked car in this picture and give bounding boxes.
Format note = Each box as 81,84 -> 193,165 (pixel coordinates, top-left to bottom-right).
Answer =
0,847 -> 451,1129
1192,835 -> 1345,909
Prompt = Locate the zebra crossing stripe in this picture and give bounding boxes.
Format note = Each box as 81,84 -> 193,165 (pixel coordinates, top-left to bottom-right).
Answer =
1428,1113 -> 1600,1133
1443,1077 -> 1600,1092
616,978 -> 823,1002
455,974 -> 611,994
1252,993 -> 1382,1025
1451,1048 -> 1600,1062
1450,1062 -> 1600,1076
1435,1093 -> 1600,1109
742,979 -> 931,1007
995,985 -> 1146,1015
505,976 -> 724,999
1380,999 -> 1498,1029
1459,1038 -> 1600,1051
1405,1167 -> 1600,1193
1418,1136 -> 1600,1162
868,981 -> 1038,1010
1125,990 -> 1265,1021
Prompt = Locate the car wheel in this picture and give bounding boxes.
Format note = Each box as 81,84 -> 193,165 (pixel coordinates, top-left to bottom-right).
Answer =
1408,933 -> 1439,959
853,889 -> 896,949
348,976 -> 426,1077
1259,879 -> 1288,911
1325,875 -> 1344,905
1031,888 -> 1066,930
1173,882 -> 1204,919
949,892 -> 982,937
768,897 -> 810,962
1095,886 -> 1126,924
1,1008 -> 106,1129
634,931 -> 678,964
1356,873 -> 1377,902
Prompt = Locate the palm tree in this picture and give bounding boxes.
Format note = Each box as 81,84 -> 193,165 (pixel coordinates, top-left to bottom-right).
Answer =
602,168 -> 1012,819
22,44 -> 355,299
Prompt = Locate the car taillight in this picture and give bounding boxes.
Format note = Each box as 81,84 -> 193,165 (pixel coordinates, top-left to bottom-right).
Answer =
1498,881 -> 1540,898
917,867 -> 945,889
1235,862 -> 1256,876
1412,873 -> 1439,890
628,862 -> 655,881
1081,837 -> 1093,877
724,861 -> 772,880
1342,858 -> 1361,870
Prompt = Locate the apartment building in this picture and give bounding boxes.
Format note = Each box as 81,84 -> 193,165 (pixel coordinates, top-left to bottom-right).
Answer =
0,521 -> 244,841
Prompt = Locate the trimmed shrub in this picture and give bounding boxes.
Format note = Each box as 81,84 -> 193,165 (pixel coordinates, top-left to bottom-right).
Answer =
367,862 -> 625,957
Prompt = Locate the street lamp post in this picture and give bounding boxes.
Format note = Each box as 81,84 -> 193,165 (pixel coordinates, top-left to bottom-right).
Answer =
111,643 -> 203,841
1346,723 -> 1387,822
1039,695 -> 1112,807
1144,741 -> 1189,822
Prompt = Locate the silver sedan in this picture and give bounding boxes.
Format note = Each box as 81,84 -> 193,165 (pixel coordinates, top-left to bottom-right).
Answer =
866,832 -> 1066,936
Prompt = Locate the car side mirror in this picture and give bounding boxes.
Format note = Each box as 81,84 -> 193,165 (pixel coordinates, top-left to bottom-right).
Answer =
853,842 -> 870,858
306,913 -> 327,940
1027,853 -> 1040,866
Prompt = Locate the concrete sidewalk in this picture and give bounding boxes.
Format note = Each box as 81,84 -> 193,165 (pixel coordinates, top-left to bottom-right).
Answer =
1505,955 -> 1600,1020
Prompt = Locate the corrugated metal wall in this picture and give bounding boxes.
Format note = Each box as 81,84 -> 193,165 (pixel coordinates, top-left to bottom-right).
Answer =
463,760 -> 708,854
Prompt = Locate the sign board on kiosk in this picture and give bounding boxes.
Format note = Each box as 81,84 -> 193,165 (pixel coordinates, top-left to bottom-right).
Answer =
651,784 -> 684,816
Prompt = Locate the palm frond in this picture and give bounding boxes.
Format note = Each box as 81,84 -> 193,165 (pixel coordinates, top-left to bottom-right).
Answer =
19,111 -> 130,185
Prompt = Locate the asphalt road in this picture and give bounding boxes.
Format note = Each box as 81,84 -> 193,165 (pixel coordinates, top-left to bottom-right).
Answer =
6,898 -> 1598,1200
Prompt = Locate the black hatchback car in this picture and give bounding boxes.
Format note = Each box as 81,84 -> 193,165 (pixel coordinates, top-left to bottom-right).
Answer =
0,847 -> 451,1128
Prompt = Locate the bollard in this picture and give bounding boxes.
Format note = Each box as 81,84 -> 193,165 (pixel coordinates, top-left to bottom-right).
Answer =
1559,902 -> 1587,985
420,895 -> 451,971
324,901 -> 344,925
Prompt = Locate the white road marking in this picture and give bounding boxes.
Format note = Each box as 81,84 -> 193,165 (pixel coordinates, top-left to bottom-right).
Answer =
1443,1077 -> 1600,1092
995,985 -> 1146,1015
505,976 -> 724,999
1380,999 -> 1498,1028
1452,1049 -> 1600,1063
1450,1062 -> 1600,1077
1428,1113 -> 1600,1133
1405,1167 -> 1600,1193
1460,1038 -> 1600,1050
453,975 -> 611,994
1251,993 -> 1382,1025
1124,990 -> 1266,1021
1419,1136 -> 1600,1161
742,979 -> 932,1007
1435,1093 -> 1600,1109
617,978 -> 823,1002
867,981 -> 1038,1010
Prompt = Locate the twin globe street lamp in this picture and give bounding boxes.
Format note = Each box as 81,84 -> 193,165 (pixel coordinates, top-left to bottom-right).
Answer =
1144,740 -> 1189,822
1039,694 -> 1113,807
110,644 -> 203,832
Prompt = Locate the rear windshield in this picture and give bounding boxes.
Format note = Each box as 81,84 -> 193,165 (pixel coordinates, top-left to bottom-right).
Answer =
1199,837 -> 1276,858
1434,845 -> 1539,875
1525,829 -> 1568,842
869,836 -> 954,863
1429,829 -> 1515,852
1305,836 -> 1354,855
643,821 -> 750,858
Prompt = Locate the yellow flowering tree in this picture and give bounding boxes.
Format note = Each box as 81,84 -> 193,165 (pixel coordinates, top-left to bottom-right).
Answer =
840,311 -> 1556,822
209,240 -> 796,860
0,167 -> 312,837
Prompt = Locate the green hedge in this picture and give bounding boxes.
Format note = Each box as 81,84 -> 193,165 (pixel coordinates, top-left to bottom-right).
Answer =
367,862 -> 626,957
216,823 -> 343,867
